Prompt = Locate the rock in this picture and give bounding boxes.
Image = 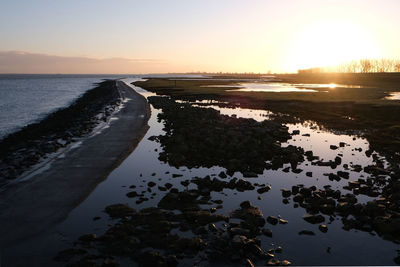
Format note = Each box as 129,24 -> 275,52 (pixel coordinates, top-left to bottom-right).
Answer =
334,156 -> 342,165
104,204 -> 135,218
246,258 -> 255,267
293,194 -> 304,203
281,189 -> 291,198
330,145 -> 338,150
291,185 -> 299,195
172,173 -> 183,178
319,224 -> 328,233
54,248 -> 87,261
279,219 -> 288,224
337,171 -> 350,179
267,216 -> 279,225
232,202 -> 265,227
126,191 -> 139,198
218,171 -> 227,178
303,214 -> 325,224
339,142 -> 346,147
267,259 -> 281,266
262,228 -> 273,237
257,186 -> 271,194
243,172 -> 258,178
281,260 -> 292,266
240,201 -> 252,209
78,234 -> 97,243
306,172 -> 313,177
292,130 -> 300,135
299,230 -> 315,235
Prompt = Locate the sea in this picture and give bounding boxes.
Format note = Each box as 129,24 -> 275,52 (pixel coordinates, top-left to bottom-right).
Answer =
0,74 -> 126,140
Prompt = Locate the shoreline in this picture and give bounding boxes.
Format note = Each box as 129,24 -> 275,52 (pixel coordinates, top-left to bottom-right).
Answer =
0,80 -> 122,182
0,80 -> 151,247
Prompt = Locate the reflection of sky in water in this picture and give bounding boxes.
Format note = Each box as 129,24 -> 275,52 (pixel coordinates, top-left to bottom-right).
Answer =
55,79 -> 396,266
385,92 -> 400,100
218,82 -> 362,93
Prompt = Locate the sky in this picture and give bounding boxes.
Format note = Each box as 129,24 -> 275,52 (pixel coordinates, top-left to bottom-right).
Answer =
0,0 -> 399,74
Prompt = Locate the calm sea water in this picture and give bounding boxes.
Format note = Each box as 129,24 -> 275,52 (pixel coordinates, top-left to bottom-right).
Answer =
0,74 -> 125,139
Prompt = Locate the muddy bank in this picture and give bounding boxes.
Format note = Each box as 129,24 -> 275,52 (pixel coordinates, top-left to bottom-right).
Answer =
0,80 -> 121,184
0,81 -> 150,250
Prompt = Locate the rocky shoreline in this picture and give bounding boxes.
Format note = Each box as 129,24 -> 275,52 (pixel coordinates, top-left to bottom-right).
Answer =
0,80 -> 121,184
57,94 -> 400,266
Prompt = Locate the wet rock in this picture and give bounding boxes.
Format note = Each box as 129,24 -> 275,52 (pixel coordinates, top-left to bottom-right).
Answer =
291,185 -> 299,195
306,172 -> 313,177
245,258 -> 255,267
299,230 -> 315,235
257,186 -> 271,194
262,228 -> 273,237
279,219 -> 288,224
319,225 -> 328,233
243,172 -> 258,178
218,171 -> 227,178
281,260 -> 292,266
267,216 -> 279,225
78,234 -> 97,243
281,189 -> 291,198
172,173 -> 183,178
334,156 -> 342,165
330,145 -> 338,150
148,181 -> 156,187
293,194 -> 304,203
337,171 -> 350,179
232,202 -> 266,227
105,204 -> 136,218
137,250 -> 174,267
126,191 -> 139,198
158,191 -> 200,210
54,248 -> 87,261
303,214 -> 325,224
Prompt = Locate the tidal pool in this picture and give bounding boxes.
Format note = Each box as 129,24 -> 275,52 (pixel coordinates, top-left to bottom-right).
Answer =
25,78 -> 397,266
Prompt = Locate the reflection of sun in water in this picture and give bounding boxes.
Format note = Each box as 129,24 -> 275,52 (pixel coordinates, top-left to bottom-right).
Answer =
286,19 -> 380,72
329,83 -> 336,89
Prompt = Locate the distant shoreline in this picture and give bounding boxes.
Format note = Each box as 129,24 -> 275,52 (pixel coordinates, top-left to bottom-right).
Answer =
0,80 -> 150,248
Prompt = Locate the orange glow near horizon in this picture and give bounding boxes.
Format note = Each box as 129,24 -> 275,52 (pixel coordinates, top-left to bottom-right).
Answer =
285,19 -> 381,72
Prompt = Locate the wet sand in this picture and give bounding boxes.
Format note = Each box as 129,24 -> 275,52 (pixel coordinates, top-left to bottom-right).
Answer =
0,81 -> 150,248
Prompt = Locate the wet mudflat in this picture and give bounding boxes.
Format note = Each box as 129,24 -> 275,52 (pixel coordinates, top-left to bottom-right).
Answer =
54,80 -> 400,266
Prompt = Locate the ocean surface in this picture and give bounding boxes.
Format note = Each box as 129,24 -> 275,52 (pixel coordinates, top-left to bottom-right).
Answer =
0,74 -> 125,140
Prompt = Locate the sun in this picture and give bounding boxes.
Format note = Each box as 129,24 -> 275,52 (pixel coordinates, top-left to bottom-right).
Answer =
285,19 -> 380,72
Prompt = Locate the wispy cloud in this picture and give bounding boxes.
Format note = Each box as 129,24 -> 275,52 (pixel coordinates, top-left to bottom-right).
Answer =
0,51 -> 170,74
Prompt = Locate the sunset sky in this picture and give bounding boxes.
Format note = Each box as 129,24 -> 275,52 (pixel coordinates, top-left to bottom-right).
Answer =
1,0 -> 399,74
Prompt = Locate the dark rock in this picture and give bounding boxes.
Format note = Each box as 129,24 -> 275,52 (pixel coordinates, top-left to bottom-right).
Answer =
299,230 -> 315,235
104,204 -> 135,218
319,224 -> 328,233
303,214 -> 325,224
267,216 -> 279,225
281,189 -> 291,198
262,228 -> 273,237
